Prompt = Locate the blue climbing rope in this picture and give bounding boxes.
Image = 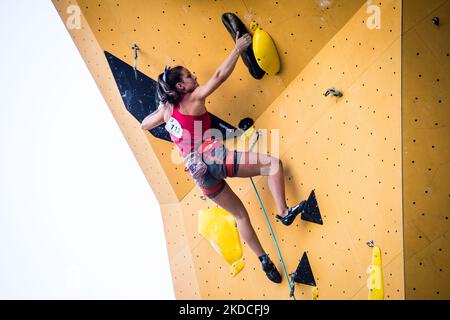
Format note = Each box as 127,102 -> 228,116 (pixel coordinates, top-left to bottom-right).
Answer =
248,131 -> 296,300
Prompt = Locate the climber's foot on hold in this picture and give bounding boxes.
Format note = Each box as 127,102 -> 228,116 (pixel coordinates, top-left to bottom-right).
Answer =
275,201 -> 306,226
259,254 -> 282,284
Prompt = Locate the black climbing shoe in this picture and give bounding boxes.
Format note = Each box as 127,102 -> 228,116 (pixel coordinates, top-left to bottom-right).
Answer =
275,201 -> 306,226
259,254 -> 282,284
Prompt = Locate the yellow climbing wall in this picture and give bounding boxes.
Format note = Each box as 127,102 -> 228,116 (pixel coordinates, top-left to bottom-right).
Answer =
247,1 -> 403,299
53,0 -> 366,203
403,0 -> 450,300
51,0 -> 446,300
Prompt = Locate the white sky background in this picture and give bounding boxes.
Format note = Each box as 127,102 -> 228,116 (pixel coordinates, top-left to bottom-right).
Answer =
0,1 -> 174,299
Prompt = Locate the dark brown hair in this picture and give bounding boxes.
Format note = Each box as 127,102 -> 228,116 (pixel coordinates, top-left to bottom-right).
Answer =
156,66 -> 185,105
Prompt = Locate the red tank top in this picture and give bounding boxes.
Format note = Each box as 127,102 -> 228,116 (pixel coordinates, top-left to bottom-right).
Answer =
168,105 -> 212,157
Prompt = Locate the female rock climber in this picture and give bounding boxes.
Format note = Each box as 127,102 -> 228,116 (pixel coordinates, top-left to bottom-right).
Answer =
140,32 -> 306,283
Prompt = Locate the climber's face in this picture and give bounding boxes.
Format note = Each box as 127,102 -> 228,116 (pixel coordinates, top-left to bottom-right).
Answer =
176,68 -> 198,94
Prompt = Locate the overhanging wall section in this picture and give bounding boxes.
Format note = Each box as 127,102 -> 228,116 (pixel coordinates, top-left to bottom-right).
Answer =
52,0 -> 179,204
53,0 -> 365,202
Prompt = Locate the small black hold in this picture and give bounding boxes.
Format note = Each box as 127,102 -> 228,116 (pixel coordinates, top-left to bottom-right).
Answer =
432,17 -> 440,26
238,117 -> 254,131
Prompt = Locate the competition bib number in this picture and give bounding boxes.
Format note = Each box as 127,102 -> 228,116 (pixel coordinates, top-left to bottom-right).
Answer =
165,117 -> 183,139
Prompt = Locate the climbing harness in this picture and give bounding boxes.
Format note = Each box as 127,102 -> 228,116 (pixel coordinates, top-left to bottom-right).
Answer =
183,138 -> 225,179
198,138 -> 226,164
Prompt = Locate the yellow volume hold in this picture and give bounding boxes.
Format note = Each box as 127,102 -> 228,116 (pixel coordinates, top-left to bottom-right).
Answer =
198,207 -> 245,277
312,287 -> 319,300
367,245 -> 384,300
250,21 -> 280,75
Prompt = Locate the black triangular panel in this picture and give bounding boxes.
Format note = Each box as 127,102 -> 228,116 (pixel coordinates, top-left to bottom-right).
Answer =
293,252 -> 316,287
104,51 -> 238,142
105,51 -> 170,141
301,190 -> 323,225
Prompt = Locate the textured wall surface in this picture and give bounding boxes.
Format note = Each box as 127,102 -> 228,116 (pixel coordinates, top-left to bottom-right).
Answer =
51,0 -> 415,299
52,0 -> 366,203
402,0 -> 450,300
